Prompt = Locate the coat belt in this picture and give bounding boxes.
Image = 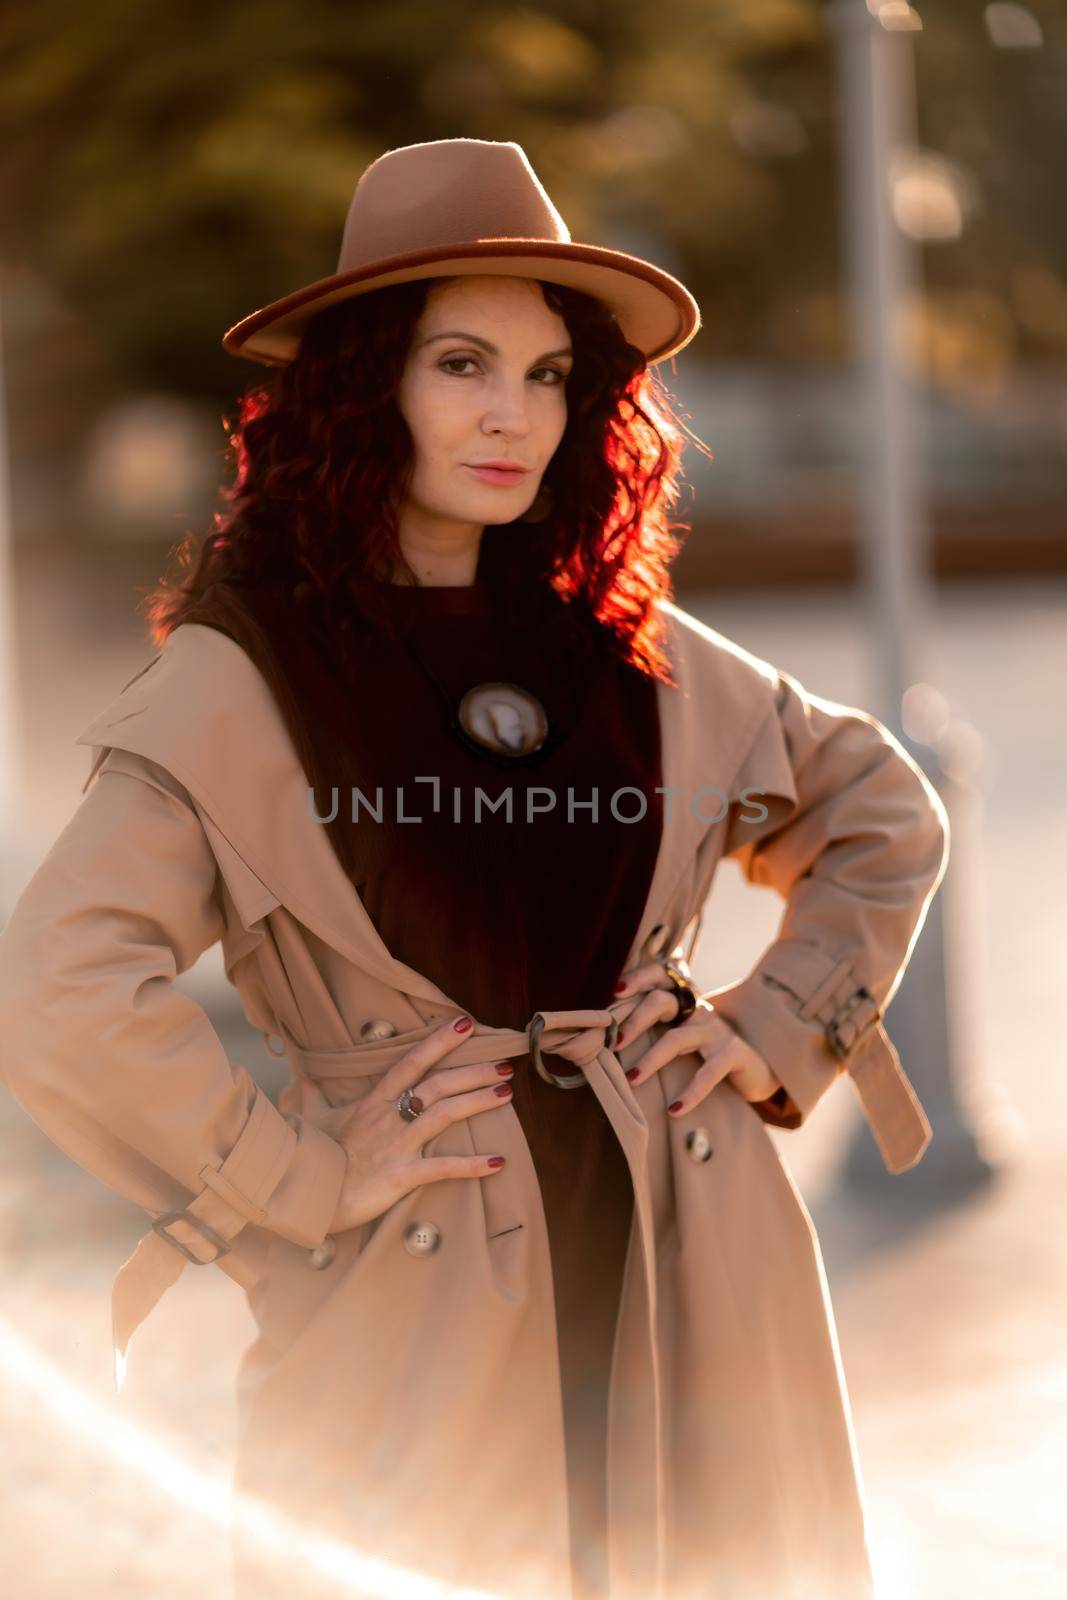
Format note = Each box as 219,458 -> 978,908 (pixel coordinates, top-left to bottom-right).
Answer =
279,1003 -> 632,1080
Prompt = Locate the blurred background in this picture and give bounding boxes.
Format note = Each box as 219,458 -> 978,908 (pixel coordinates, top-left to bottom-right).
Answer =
0,2 -> 1064,1597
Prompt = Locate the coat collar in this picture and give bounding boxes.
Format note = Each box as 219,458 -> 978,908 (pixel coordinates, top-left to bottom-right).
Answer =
74,603 -> 785,1005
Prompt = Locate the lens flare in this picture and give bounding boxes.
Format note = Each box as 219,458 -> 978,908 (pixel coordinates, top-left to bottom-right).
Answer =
0,1315 -> 504,1600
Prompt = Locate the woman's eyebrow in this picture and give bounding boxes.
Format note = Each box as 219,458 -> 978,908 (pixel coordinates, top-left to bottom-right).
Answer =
419,331 -> 574,361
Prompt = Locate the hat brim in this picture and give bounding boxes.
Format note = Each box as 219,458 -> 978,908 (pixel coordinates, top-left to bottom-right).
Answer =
221,239 -> 700,369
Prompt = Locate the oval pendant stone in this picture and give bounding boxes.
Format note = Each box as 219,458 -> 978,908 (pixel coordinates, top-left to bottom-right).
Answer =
457,681 -> 549,758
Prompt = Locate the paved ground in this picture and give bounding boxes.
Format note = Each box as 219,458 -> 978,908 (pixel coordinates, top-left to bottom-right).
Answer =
1,567 -> 1064,1598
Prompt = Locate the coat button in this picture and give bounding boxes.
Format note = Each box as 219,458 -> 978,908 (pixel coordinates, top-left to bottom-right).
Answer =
306,1235 -> 336,1270
403,1221 -> 441,1257
685,1127 -> 713,1163
360,1018 -> 399,1042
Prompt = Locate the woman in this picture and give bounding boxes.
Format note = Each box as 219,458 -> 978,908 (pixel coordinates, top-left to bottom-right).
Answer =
0,139 -> 948,1600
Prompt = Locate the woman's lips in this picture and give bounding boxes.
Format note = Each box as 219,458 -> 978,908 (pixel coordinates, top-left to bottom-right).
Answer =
464,464 -> 530,486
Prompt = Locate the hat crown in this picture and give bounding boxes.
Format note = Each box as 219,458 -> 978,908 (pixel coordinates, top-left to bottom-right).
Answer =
338,138 -> 571,272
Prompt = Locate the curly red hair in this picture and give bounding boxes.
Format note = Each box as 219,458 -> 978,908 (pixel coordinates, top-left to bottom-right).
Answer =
144,276 -> 709,683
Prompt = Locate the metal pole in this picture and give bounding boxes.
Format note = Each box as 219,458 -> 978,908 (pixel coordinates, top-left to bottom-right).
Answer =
826,0 -> 1018,1198
0,274 -> 26,916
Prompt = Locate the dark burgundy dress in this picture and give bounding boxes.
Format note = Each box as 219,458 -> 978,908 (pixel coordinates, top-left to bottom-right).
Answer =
196,568 -> 663,1598
346,575 -> 663,1598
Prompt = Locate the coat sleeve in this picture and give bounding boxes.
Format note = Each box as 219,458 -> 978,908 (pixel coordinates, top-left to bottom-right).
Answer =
704,667 -> 950,1173
0,750 -> 348,1266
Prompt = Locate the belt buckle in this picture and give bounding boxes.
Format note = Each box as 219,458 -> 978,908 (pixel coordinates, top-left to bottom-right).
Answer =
151,1207 -> 232,1264
527,1013 -> 591,1090
826,986 -> 881,1062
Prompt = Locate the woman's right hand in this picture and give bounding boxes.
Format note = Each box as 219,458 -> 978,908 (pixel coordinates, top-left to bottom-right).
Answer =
319,1015 -> 513,1235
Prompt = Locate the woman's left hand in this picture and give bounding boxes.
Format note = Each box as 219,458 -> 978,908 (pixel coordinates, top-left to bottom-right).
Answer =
613,961 -> 783,1114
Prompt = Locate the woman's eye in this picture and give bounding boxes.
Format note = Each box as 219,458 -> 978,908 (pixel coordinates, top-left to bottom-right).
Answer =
435,358 -> 566,385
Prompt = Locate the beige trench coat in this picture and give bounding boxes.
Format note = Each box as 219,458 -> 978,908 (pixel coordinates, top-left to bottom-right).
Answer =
0,601 -> 949,1600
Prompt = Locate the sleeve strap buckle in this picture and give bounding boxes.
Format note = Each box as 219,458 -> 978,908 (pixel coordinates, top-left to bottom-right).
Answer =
826,985 -> 882,1062
151,1207 -> 232,1264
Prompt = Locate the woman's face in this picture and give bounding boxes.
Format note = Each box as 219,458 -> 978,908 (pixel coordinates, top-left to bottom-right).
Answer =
395,275 -> 572,535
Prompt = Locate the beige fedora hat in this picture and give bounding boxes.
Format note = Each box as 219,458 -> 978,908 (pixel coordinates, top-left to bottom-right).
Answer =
222,136 -> 700,369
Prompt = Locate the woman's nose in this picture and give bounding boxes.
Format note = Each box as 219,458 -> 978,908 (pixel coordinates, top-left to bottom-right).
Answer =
481,381 -> 534,433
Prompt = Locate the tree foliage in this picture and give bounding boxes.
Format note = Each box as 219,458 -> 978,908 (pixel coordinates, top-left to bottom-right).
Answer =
0,0 -> 1061,397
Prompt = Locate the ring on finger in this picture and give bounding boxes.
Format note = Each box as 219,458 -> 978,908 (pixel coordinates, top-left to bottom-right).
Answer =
397,1088 -> 425,1123
664,957 -> 699,1028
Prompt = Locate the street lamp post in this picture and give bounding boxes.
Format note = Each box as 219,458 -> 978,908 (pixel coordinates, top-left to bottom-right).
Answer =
0,281 -> 26,917
827,0 -> 1019,1198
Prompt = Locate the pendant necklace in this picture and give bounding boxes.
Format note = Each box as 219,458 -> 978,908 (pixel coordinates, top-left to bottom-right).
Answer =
394,596 -> 588,769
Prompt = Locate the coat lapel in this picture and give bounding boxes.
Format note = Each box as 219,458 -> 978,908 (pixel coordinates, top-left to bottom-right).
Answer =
627,599 -> 777,961
75,623 -> 452,1006
74,605 -> 779,1002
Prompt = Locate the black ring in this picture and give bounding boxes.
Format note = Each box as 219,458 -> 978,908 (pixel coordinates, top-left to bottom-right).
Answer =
666,977 -> 698,1027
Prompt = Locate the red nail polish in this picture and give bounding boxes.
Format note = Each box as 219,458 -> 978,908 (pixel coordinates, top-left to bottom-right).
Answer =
625,1067 -> 640,1082
493,1084 -> 513,1097
454,1016 -> 473,1033
613,981 -> 626,994
495,1062 -> 514,1076
668,1099 -> 684,1114
487,1156 -> 506,1168
615,1032 -> 626,1048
